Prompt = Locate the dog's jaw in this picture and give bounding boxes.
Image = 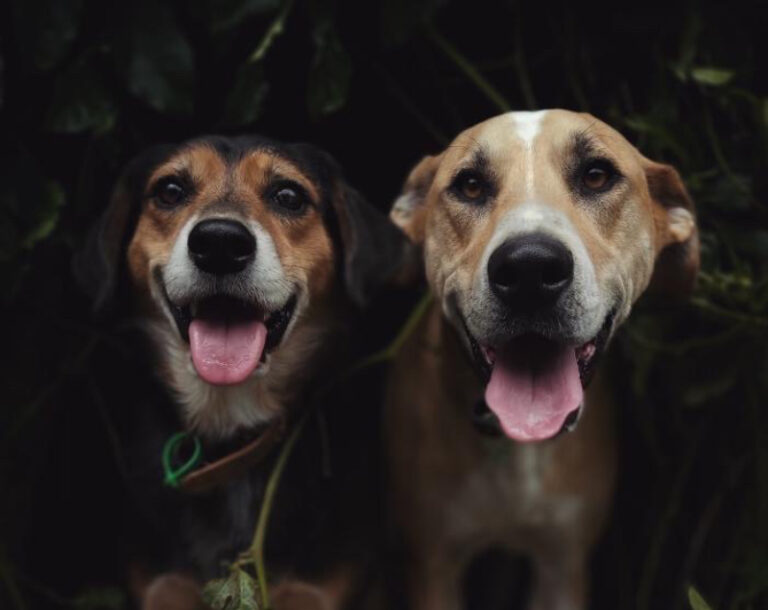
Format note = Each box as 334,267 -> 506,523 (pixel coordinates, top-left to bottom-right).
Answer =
147,310 -> 329,440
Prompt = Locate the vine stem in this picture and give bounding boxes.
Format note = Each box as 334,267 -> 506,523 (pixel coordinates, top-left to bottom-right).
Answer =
250,415 -> 307,609
690,297 -> 768,328
425,24 -> 511,113
248,0 -> 295,64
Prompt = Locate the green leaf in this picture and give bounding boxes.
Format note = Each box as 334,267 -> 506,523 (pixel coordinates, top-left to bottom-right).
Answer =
210,0 -> 282,32
691,67 -> 734,87
246,0 -> 294,64
688,585 -> 714,610
0,151 -> 65,262
117,2 -> 195,116
11,0 -> 83,70
72,586 -> 126,610
47,59 -> 117,134
222,62 -> 270,127
307,20 -> 351,119
21,182 -> 65,249
623,115 -> 689,164
380,0 -> 445,46
203,569 -> 261,610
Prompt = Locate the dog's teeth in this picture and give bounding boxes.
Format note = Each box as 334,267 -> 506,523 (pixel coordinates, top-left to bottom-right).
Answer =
481,345 -> 496,366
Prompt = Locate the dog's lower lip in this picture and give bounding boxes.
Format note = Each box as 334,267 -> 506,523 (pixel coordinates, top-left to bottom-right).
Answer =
161,288 -> 297,358
464,308 -> 616,388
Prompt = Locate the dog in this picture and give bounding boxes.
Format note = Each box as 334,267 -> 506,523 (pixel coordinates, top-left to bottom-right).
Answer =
77,135 -> 406,609
385,109 -> 698,610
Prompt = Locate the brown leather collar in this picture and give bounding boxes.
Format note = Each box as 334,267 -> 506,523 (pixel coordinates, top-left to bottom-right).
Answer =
178,417 -> 287,494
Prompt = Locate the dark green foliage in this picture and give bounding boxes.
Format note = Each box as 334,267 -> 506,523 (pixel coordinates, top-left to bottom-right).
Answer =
116,2 -> 195,116
0,1 -> 766,609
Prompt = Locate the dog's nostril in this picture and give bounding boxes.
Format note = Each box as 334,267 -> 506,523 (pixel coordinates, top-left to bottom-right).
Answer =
487,233 -> 573,309
541,259 -> 571,288
188,219 -> 256,276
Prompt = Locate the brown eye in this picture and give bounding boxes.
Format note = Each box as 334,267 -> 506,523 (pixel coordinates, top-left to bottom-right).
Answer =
580,161 -> 617,193
462,176 -> 483,198
270,182 -> 308,214
155,177 -> 186,207
452,170 -> 488,203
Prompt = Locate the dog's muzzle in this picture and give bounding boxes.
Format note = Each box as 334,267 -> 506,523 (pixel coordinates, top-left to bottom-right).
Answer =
156,218 -> 297,387
458,233 -> 613,442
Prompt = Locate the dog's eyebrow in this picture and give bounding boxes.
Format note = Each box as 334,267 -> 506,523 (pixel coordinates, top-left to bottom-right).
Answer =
455,146 -> 491,173
570,131 -> 599,159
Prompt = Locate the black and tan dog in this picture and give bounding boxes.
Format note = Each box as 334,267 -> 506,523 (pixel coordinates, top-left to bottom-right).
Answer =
78,135 -> 405,609
385,110 -> 698,609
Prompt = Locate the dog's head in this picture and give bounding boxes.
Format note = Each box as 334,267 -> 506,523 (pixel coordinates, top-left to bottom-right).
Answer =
392,110 -> 698,442
79,135 -> 405,438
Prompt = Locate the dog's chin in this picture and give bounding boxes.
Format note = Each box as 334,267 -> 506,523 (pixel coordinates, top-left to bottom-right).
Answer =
155,274 -> 298,387
459,309 -> 615,442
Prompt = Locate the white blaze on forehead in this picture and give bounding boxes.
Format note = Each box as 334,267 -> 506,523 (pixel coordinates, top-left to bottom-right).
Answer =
509,110 -> 548,198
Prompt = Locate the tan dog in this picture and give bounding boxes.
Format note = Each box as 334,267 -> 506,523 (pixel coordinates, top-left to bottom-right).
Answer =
385,110 -> 698,610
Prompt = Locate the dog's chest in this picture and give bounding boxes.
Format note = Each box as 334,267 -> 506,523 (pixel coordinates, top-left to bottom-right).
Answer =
450,439 -> 586,541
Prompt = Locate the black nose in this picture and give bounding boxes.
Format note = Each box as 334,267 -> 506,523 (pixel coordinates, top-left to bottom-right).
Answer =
188,219 -> 256,275
487,233 -> 573,310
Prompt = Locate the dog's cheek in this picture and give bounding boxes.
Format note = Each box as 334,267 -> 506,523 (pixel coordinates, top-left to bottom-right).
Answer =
275,216 -> 336,302
126,217 -> 173,305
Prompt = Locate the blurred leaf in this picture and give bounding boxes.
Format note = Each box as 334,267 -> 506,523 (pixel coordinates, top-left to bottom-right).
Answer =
222,62 -> 269,127
218,0 -> 294,126
670,14 -> 701,82
682,366 -> 737,407
307,20 -> 351,119
691,67 -> 734,87
688,585 -> 714,610
47,59 -> 117,134
21,183 -> 64,250
624,115 -> 689,163
203,569 -> 261,610
210,0 -> 282,32
11,0 -> 83,70
247,0 -> 293,64
0,151 -> 65,262
380,0 -> 445,46
72,586 -> 126,610
117,2 -> 194,116
696,173 -> 752,212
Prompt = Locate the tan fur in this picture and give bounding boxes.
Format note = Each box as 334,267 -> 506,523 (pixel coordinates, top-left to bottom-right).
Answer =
387,110 -> 698,609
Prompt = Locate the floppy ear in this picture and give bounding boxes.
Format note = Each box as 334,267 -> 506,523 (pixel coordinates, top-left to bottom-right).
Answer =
74,146 -> 172,311
330,181 -> 410,307
291,144 -> 410,306
645,160 -> 699,298
390,153 -> 442,245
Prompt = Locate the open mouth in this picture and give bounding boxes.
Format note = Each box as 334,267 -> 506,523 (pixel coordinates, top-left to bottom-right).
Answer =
463,311 -> 614,442
158,276 -> 297,386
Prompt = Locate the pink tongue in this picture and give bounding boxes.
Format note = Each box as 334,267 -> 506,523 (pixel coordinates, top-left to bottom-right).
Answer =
189,318 -> 267,385
484,337 -> 583,442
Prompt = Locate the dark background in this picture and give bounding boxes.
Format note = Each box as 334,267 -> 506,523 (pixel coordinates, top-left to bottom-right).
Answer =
1,0 -> 767,608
